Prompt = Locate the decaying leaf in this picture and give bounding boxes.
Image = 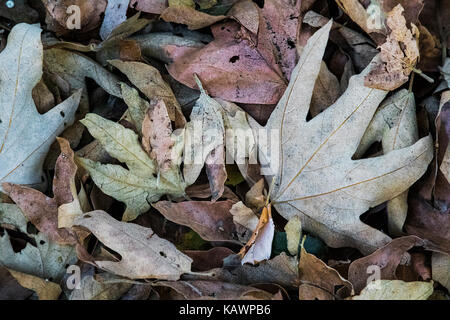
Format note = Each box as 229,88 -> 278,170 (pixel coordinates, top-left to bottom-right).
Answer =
364,5 -> 420,91
355,89 -> 420,235
432,252 -> 450,291
348,236 -> 424,293
284,216 -> 302,256
7,269 -> 62,300
154,280 -> 281,300
250,20 -> 433,255
298,244 -> 354,300
77,113 -> 185,221
352,280 -> 433,300
0,203 -> 77,282
73,210 -> 192,280
238,204 -> 275,265
0,24 -> 81,192
153,200 -> 244,243
161,6 -> 226,30
2,138 -> 79,245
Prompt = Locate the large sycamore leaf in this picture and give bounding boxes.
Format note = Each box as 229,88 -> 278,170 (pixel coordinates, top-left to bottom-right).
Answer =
73,210 -> 192,280
0,24 -> 81,192
250,21 -> 433,254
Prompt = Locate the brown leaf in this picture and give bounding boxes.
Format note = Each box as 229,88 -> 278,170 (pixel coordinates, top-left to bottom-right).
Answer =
109,60 -> 186,127
185,247 -> 235,271
238,204 -> 275,265
0,267 -> 33,300
153,200 -> 243,243
142,100 -> 175,171
365,5 -> 420,91
405,97 -> 450,253
130,0 -> 168,14
205,145 -> 228,202
298,245 -> 353,300
184,253 -> 299,289
42,0 -> 107,36
2,138 -> 78,245
161,6 -> 226,30
168,21 -> 287,105
185,183 -> 239,202
348,236 -> 425,294
155,280 -> 281,300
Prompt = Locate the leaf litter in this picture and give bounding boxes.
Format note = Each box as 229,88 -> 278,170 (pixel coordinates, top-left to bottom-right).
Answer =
0,0 -> 449,301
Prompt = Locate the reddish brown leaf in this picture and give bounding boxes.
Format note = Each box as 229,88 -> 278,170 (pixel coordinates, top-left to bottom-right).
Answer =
348,236 -> 425,293
184,247 -> 235,271
153,200 -> 244,243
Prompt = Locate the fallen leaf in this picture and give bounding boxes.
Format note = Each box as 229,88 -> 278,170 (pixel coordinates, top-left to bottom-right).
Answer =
245,178 -> 265,211
365,5 -> 420,91
230,201 -> 259,232
348,235 -> 424,293
42,0 -> 107,36
73,210 -> 192,280
161,6 -> 226,30
77,113 -> 186,221
352,279 -> 433,300
68,265 -> 132,300
153,200 -> 244,243
185,247 -> 235,271
184,252 -> 299,289
154,280 -> 280,300
0,24 -> 81,193
284,216 -> 302,256
7,269 -> 62,300
238,204 -> 275,265
100,0 -> 131,40
168,21 -> 287,105
109,60 -> 186,127
2,138 -> 80,245
298,244 -> 353,300
0,203 -> 77,282
355,89 -> 419,235
0,266 -> 34,300
250,20 -> 433,255
432,252 -> 450,291
310,61 -> 341,117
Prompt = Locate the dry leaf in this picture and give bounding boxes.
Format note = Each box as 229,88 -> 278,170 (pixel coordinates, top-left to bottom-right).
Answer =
365,5 -> 420,91
348,236 -> 424,293
238,204 -> 275,265
0,24 -> 81,193
298,245 -> 353,300
153,200 -> 243,243
161,6 -> 226,30
250,20 -> 433,255
352,279 -> 433,300
73,210 -> 192,280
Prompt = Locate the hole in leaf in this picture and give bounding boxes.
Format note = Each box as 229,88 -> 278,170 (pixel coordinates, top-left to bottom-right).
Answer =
229,56 -> 239,63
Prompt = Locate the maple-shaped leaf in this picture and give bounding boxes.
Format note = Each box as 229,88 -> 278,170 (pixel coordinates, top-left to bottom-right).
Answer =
77,112 -> 185,221
250,21 -> 434,255
0,24 -> 81,193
